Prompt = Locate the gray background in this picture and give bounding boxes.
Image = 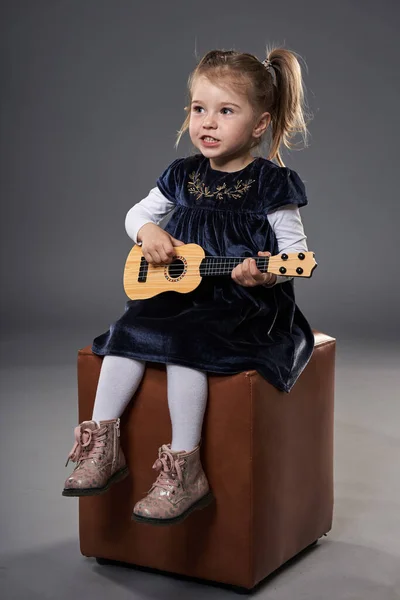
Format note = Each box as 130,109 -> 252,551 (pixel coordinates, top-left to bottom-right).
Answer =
1,0 -> 399,345
1,2 -> 400,599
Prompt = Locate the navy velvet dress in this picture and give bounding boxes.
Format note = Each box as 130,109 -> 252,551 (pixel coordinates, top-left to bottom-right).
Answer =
92,154 -> 314,393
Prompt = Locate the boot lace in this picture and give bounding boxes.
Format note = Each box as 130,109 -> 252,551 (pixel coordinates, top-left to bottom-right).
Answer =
151,448 -> 186,493
65,423 -> 107,467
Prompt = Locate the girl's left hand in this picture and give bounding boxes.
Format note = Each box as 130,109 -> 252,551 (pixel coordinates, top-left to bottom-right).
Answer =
231,251 -> 277,287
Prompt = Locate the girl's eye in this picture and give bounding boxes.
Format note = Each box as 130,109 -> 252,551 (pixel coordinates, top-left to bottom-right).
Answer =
192,106 -> 233,114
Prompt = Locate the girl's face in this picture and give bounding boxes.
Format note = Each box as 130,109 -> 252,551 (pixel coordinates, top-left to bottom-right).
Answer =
188,75 -> 270,169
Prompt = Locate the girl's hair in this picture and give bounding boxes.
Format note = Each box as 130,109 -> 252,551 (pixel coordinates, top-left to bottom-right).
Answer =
175,46 -> 312,167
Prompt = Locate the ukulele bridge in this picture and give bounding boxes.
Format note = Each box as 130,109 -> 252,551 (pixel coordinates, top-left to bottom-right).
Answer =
138,257 -> 148,283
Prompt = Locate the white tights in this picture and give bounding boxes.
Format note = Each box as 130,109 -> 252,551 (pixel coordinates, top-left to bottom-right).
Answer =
91,355 -> 208,452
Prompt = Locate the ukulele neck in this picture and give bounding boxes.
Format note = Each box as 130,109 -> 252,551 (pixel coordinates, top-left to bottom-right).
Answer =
199,256 -> 269,277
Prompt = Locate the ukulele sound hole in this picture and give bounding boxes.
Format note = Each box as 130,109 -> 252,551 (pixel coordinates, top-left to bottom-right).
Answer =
165,258 -> 187,282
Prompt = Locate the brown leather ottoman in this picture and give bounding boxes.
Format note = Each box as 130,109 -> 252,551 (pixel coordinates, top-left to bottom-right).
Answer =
77,330 -> 335,591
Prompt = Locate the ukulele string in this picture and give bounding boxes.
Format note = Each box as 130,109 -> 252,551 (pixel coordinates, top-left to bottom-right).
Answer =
138,260 -> 270,276
137,263 -> 304,275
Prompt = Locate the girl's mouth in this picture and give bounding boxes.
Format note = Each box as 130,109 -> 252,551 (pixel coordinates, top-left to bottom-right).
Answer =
201,136 -> 220,147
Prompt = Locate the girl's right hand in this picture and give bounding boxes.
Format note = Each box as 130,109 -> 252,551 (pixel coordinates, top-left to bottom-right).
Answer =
137,223 -> 184,265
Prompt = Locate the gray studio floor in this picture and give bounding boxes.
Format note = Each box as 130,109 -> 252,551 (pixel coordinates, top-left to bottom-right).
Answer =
1,330 -> 399,600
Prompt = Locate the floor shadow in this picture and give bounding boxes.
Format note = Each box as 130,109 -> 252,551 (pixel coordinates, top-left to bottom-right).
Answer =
1,538 -> 399,599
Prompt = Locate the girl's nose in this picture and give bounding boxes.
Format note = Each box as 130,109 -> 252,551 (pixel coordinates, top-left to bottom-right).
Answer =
203,113 -> 217,127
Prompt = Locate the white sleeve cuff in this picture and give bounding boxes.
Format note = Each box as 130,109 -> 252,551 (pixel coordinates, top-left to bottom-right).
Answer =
125,187 -> 176,245
266,204 -> 309,286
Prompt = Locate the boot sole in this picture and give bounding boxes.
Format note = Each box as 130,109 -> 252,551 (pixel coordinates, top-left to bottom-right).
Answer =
131,491 -> 214,526
62,466 -> 129,497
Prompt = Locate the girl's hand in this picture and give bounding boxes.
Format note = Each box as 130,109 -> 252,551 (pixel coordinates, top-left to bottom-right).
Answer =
137,223 -> 184,265
231,251 -> 277,287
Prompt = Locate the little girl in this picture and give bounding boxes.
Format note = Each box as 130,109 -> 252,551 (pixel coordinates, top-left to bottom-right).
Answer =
63,47 -> 315,527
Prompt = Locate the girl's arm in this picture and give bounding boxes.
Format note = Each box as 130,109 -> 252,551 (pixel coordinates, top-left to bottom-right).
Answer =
125,187 -> 175,245
265,204 -> 308,286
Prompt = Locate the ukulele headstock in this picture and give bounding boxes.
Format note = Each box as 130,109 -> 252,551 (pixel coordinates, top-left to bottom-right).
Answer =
269,252 -> 317,277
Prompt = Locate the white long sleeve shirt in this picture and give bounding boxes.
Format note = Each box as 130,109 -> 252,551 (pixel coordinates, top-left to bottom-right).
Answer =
125,187 -> 308,286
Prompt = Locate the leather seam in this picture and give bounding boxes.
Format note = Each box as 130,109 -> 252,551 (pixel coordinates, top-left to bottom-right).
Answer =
313,339 -> 336,348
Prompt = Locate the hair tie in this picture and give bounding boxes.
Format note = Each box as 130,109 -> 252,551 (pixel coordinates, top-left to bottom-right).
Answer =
261,58 -> 278,87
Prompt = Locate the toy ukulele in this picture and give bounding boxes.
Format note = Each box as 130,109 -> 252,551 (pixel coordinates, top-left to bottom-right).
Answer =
123,243 -> 317,300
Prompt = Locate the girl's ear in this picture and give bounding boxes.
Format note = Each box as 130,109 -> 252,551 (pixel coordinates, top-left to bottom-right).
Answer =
253,112 -> 271,138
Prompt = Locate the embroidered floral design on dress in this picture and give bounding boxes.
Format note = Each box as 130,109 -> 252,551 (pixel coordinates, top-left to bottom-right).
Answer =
187,171 -> 255,201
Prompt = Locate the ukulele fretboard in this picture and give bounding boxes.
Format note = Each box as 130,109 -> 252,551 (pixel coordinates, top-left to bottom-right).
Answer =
199,256 -> 269,276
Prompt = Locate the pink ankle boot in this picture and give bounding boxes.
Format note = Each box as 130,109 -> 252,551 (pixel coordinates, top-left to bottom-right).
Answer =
132,443 -> 213,525
62,418 -> 128,496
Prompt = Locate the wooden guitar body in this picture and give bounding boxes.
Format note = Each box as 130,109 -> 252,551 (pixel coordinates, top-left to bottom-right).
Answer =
124,243 -> 205,300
